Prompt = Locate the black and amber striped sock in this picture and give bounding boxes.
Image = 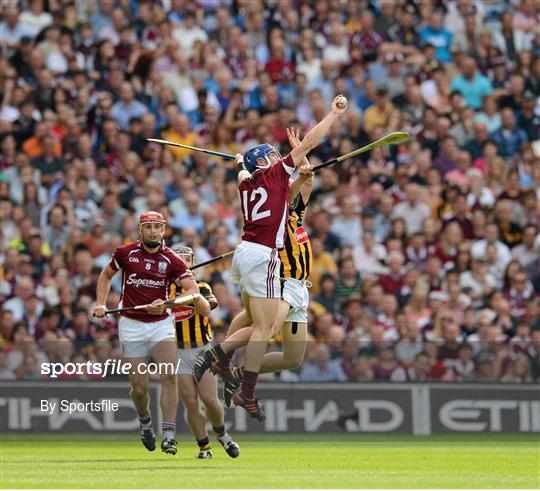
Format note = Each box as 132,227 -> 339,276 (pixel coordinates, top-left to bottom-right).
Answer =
212,425 -> 226,438
197,436 -> 211,450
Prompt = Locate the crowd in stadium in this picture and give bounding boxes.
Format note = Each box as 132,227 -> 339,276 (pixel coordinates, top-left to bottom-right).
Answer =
0,0 -> 539,384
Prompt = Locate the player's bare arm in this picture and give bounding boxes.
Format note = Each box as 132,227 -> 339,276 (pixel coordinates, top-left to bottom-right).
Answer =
176,276 -> 200,299
189,287 -> 211,317
191,295 -> 210,317
170,245 -> 208,316
289,95 -> 347,167
287,127 -> 314,203
299,176 -> 314,202
192,283 -> 217,317
92,264 -> 117,318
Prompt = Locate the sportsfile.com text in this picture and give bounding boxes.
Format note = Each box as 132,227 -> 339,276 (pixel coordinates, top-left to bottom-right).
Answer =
40,360 -> 178,379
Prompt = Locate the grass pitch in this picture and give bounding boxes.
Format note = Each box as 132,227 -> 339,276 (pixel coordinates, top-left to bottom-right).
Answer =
1,433 -> 538,488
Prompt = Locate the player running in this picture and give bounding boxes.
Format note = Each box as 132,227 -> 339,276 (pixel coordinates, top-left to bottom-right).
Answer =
194,96 -> 348,421
170,245 -> 240,459
92,211 -> 200,456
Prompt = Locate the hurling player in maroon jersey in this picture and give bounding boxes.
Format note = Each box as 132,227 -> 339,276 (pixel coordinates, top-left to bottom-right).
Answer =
92,211 -> 201,456
194,95 -> 348,421
195,127 -> 315,407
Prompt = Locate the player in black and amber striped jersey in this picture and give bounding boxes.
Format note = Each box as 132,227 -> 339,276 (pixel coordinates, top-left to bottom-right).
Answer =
170,245 -> 240,460
279,192 -> 313,282
193,127 -> 314,407
170,280 -> 214,349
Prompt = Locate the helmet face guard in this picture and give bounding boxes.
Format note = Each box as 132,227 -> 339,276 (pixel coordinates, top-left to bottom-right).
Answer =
243,144 -> 282,174
172,245 -> 194,267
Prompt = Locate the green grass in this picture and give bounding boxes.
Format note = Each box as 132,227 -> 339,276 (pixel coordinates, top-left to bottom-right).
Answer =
1,433 -> 539,488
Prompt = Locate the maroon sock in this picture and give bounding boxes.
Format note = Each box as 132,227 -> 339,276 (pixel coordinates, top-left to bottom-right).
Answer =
239,370 -> 258,400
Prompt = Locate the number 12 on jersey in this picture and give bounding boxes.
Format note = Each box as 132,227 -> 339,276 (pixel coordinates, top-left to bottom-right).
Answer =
242,187 -> 271,222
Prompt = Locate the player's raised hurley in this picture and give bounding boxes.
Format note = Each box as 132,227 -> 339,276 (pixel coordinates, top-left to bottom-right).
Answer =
312,131 -> 411,171
147,138 -> 235,160
192,94 -> 350,423
148,130 -> 410,173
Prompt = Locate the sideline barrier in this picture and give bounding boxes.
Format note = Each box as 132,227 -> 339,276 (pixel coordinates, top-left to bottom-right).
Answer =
1,382 -> 538,434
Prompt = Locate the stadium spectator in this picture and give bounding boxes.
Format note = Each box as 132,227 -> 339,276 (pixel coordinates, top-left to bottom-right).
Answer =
437,320 -> 462,364
501,353 -> 533,382
349,10 -> 383,64
394,317 -> 424,367
420,11 -> 453,63
352,231 -> 386,277
3,276 -> 39,322
109,82 -> 148,131
300,344 -> 347,382
450,57 -> 493,110
390,351 -> 431,382
450,342 -> 476,381
378,252 -> 405,295
391,183 -> 432,235
511,225 -> 539,270
330,195 -> 362,247
491,108 -> 529,158
313,273 -> 339,316
351,355 -> 375,382
363,88 -> 394,134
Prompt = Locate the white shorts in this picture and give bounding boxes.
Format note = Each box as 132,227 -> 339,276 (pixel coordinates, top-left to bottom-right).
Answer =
176,347 -> 201,375
283,277 -> 309,323
119,315 -> 176,358
230,241 -> 282,299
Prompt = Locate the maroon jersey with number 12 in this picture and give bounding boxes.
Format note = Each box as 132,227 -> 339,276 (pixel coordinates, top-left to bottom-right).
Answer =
108,241 -> 193,322
240,154 -> 295,249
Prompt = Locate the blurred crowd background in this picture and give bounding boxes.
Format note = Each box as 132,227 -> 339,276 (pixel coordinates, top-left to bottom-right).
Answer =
1,0 -> 539,384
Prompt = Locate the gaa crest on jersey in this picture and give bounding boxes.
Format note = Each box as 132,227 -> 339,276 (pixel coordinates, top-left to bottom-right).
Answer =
158,261 -> 167,273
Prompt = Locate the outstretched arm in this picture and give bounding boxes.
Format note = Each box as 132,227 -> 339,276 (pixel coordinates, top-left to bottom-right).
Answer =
289,95 -> 348,167
299,176 -> 314,203
287,127 -> 314,203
